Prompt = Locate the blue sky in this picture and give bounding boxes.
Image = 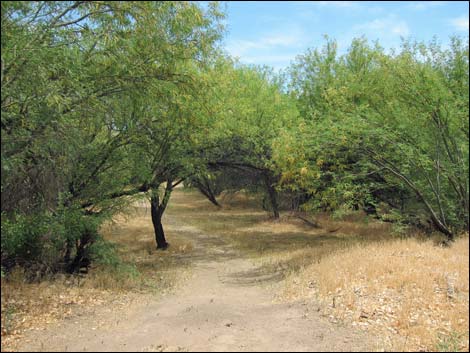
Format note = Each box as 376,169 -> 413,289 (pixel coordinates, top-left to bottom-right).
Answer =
220,1 -> 469,70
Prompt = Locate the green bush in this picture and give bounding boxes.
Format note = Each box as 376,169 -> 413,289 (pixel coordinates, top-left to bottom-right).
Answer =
1,208 -> 109,276
89,237 -> 121,269
1,212 -> 65,270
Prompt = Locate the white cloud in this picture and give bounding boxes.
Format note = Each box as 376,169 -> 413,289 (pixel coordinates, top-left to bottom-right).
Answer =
334,15 -> 411,55
406,1 -> 445,10
264,34 -> 302,46
226,30 -> 306,59
225,39 -> 257,58
226,36 -> 300,58
355,16 -> 410,37
246,54 -> 298,72
391,22 -> 410,37
225,31 -> 306,70
243,54 -> 297,64
450,16 -> 469,31
316,1 -> 358,8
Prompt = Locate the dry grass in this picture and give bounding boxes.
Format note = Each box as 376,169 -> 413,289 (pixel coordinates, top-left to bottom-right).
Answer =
170,189 -> 469,352
1,268 -> 126,351
96,200 -> 194,292
2,188 -> 468,352
170,189 -> 396,279
280,236 -> 469,352
171,189 -> 394,255
1,199 -> 194,351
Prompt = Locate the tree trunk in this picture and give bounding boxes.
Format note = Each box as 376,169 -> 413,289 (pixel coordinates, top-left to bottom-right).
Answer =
66,231 -> 93,273
263,172 -> 280,219
202,188 -> 221,207
193,176 -> 221,207
150,194 -> 168,250
64,239 -> 72,265
149,180 -> 174,250
369,154 -> 455,241
196,183 -> 221,207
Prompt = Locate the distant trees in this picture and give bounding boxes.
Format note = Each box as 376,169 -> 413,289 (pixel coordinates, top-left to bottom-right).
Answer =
1,1 -> 467,278
191,59 -> 300,218
277,37 -> 469,241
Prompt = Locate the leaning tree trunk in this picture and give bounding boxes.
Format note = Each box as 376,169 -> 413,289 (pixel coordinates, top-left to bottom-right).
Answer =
194,177 -> 221,207
150,195 -> 168,250
66,229 -> 94,273
369,153 -> 455,242
263,172 -> 280,219
199,187 -> 221,207
150,179 -> 175,250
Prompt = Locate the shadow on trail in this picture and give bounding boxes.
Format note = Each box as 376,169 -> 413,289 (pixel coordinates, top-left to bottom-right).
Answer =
222,268 -> 284,286
165,214 -> 290,287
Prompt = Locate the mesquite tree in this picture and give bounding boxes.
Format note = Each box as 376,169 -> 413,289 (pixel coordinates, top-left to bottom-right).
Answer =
280,37 -> 469,240
1,1 -> 224,269
193,58 -> 299,218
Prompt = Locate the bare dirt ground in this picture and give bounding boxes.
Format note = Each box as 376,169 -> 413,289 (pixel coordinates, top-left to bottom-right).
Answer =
14,190 -> 378,352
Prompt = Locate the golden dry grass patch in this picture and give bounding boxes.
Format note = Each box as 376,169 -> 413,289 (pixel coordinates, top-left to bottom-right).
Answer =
177,189 -> 468,351
280,236 -> 469,352
96,203 -> 195,292
1,268 -> 127,351
168,189 -> 399,288
1,200 -> 195,352
171,189 -> 393,255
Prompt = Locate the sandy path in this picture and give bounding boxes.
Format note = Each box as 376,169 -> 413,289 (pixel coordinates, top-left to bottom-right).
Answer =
16,193 -> 376,352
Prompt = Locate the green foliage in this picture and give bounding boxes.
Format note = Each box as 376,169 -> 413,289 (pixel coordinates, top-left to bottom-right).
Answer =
1,1 -> 225,272
88,237 -> 121,268
278,36 -> 469,238
1,212 -> 64,268
202,60 -> 299,170
88,237 -> 139,280
1,205 -> 106,273
2,1 -> 468,277
190,58 -> 300,213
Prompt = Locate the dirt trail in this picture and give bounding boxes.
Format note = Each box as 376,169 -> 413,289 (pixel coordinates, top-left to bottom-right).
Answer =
16,191 -> 376,352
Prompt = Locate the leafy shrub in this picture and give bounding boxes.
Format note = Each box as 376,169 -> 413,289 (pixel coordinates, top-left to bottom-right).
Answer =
1,207 -> 109,276
88,237 -> 121,269
1,212 -> 65,272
